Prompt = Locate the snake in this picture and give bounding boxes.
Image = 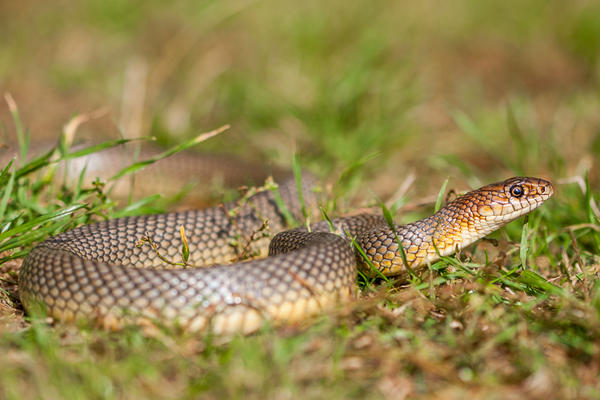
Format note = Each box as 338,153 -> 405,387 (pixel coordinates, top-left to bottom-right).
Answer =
19,173 -> 553,334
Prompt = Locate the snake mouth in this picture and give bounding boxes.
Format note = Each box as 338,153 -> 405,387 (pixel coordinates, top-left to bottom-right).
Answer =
538,178 -> 554,199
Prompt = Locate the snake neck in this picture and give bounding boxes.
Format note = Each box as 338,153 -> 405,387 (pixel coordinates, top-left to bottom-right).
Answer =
416,207 -> 492,258
356,201 -> 512,277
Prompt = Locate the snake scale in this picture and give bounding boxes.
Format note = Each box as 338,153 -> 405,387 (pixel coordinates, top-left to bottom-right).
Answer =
19,172 -> 553,334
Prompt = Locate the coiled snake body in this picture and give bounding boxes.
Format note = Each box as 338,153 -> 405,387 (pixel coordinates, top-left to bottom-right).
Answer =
19,176 -> 553,334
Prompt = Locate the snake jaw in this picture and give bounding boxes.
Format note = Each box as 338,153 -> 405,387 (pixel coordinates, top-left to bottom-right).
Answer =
462,177 -> 552,219
500,176 -> 554,218
468,177 -> 553,233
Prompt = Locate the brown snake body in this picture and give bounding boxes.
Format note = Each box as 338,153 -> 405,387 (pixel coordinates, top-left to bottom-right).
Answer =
19,175 -> 553,334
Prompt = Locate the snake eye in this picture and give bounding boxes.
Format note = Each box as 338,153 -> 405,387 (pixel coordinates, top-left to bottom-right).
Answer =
510,185 -> 524,198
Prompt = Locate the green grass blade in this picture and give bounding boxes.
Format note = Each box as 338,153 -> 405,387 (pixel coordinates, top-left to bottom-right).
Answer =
4,93 -> 29,162
347,230 -> 389,283
61,138 -> 151,160
434,177 -> 449,213
0,161 -> 15,219
320,207 -> 335,232
266,178 -> 296,227
292,153 -> 308,223
111,194 -> 163,218
0,204 -> 85,243
517,270 -> 563,295
519,216 -> 529,269
110,125 -> 229,181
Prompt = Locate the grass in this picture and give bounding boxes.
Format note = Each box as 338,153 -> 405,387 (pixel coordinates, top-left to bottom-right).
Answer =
2,0 -> 600,398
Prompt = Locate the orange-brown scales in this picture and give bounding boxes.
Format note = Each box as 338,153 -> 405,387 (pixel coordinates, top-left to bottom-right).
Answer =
357,177 -> 553,276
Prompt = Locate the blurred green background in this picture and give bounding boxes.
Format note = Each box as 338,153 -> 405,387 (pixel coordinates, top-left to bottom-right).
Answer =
1,0 -> 600,193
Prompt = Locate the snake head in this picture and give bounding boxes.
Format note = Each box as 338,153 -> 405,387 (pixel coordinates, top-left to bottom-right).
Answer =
475,176 -> 554,222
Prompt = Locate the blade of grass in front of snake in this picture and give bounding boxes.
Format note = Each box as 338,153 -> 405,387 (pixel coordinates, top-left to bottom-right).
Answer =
111,195 -> 163,218
319,208 -> 380,284
429,179 -> 457,271
347,231 -> 389,284
520,215 -> 530,269
376,196 -> 418,282
109,124 -> 230,181
265,177 -> 296,227
320,207 -> 335,233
